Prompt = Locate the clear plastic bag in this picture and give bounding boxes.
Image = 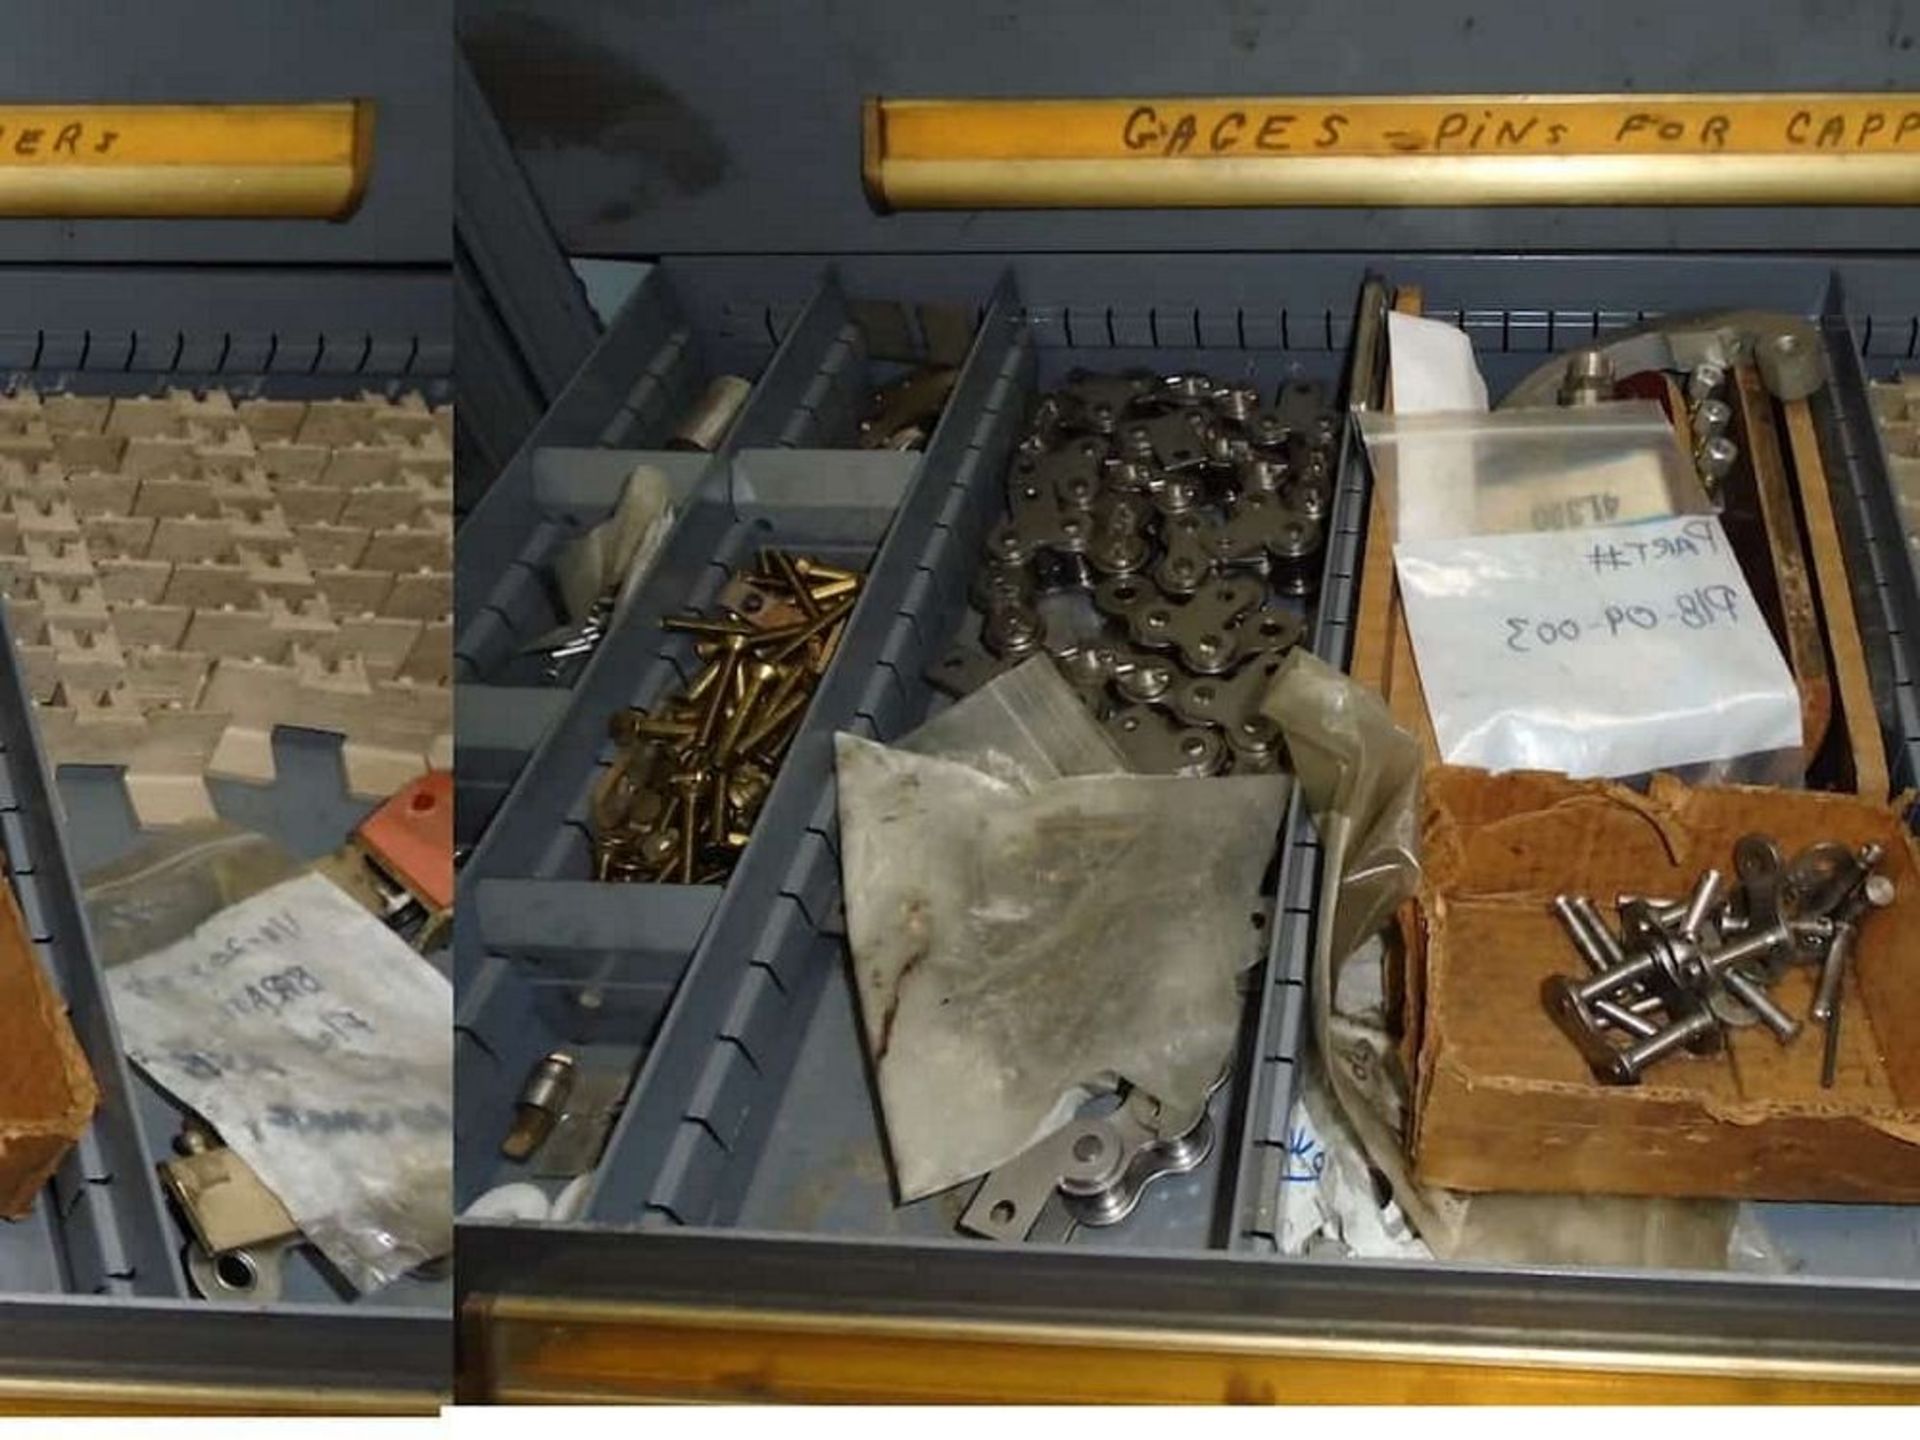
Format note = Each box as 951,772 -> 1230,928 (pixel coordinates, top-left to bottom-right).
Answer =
83,823 -> 305,967
895,654 -> 1128,786
85,824 -> 452,1294
1393,515 -> 1803,781
835,658 -> 1288,1201
1359,401 -> 1712,546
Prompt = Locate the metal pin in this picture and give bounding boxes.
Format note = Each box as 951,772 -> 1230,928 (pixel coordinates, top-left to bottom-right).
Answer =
769,549 -> 822,620
1573,951 -> 1658,1006
1680,869 -> 1725,943
707,764 -> 730,846
693,635 -> 746,747
794,556 -> 858,584
1594,998 -> 1661,1039
1612,1011 -> 1719,1082
1552,895 -> 1610,975
664,615 -> 759,639
1821,1005 -> 1843,1089
738,684 -> 811,756
1719,965 -> 1800,1043
671,773 -> 704,882
806,576 -> 861,602
1569,897 -> 1626,970
758,660 -> 809,726
716,661 -> 777,763
1810,921 -> 1854,1024
770,595 -> 856,666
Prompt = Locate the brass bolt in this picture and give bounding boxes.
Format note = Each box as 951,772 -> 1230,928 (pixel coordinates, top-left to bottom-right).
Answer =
737,616 -> 817,648
632,714 -> 697,741
707,763 -> 731,846
609,707 -> 646,745
757,660 -> 810,732
815,616 -> 850,672
683,654 -> 727,705
806,576 -> 860,602
716,660 -> 778,762
694,635 -> 747,748
739,683 -> 811,756
664,615 -> 759,639
670,772 -> 706,883
770,595 -> 856,666
769,549 -> 822,620
794,556 -> 858,584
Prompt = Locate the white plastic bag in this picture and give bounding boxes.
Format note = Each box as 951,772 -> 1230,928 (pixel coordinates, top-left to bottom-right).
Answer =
1394,515 -> 1802,779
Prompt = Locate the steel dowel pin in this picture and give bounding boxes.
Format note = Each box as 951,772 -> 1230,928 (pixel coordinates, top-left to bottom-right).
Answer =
1810,921 -> 1854,1025
1612,1011 -> 1719,1083
1573,951 -> 1657,1006
1569,896 -> 1626,969
1594,998 -> 1661,1038
1719,966 -> 1800,1043
1680,869 -> 1725,943
1552,894 -> 1611,974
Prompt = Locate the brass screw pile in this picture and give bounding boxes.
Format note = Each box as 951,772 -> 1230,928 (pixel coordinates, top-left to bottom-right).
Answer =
590,550 -> 862,884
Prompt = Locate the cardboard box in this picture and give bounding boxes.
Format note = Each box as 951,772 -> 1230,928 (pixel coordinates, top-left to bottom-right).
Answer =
0,875 -> 98,1217
1408,767 -> 1920,1202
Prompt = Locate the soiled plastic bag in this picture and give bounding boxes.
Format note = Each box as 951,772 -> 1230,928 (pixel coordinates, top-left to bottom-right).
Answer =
836,658 -> 1288,1201
88,824 -> 451,1293
1262,649 -> 1738,1267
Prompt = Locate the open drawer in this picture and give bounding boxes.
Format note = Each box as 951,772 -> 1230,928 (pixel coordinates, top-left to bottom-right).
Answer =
458,251 -> 1920,1400
0,267 -> 450,1407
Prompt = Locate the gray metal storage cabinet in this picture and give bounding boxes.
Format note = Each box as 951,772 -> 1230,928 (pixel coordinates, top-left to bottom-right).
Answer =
455,0 -> 1920,1400
0,3 -> 450,1408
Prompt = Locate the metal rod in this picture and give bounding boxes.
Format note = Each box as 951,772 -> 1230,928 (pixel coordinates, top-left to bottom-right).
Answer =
1680,869 -> 1725,943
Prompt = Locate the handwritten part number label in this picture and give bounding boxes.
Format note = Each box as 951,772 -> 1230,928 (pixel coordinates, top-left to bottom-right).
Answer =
1503,586 -> 1742,653
106,871 -> 452,1293
1393,516 -> 1801,780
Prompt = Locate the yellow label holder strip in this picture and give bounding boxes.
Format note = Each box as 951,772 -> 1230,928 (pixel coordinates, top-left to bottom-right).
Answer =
0,102 -> 373,219
863,93 -> 1920,210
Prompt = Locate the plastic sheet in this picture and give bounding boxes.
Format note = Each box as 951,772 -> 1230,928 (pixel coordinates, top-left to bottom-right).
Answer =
895,653 -> 1129,785
1359,400 -> 1712,545
552,463 -> 674,624
83,823 -> 305,969
835,658 -> 1288,1202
